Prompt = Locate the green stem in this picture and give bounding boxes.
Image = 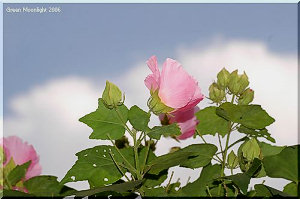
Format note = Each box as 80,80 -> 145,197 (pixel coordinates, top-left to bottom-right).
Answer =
133,133 -> 142,180
107,134 -> 137,174
108,151 -> 131,182
115,107 -> 134,137
216,136 -> 248,156
141,138 -> 151,176
196,129 -> 207,144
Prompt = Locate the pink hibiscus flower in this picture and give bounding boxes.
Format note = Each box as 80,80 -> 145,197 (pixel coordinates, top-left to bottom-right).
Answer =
1,136 -> 42,180
145,55 -> 204,112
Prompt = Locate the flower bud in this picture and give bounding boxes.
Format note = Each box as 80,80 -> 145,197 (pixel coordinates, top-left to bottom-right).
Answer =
228,70 -> 249,95
102,81 -> 124,108
227,150 -> 238,169
217,68 -> 230,89
238,88 -> 254,105
209,82 -> 225,103
238,72 -> 249,94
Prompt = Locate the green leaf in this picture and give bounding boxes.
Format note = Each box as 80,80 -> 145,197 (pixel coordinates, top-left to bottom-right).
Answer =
258,141 -> 285,157
216,103 -> 275,129
180,164 -> 222,196
143,170 -> 168,188
195,106 -> 228,137
147,150 -> 197,175
254,184 -> 291,197
263,145 -> 298,182
224,158 -> 262,194
61,145 -> 134,186
72,180 -> 142,197
24,175 -> 75,197
283,182 -> 298,196
238,125 -> 275,143
128,105 -> 150,131
179,144 -> 218,169
79,98 -> 128,140
7,161 -> 31,186
147,123 -> 181,140
227,150 -> 238,169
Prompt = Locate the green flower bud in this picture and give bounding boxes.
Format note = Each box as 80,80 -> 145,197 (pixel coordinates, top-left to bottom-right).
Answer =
147,90 -> 174,115
228,70 -> 240,94
242,138 -> 261,162
228,70 -> 249,95
209,82 -> 225,103
238,72 -> 249,94
217,68 -> 230,89
102,81 -> 124,109
238,88 -> 254,105
227,150 -> 238,169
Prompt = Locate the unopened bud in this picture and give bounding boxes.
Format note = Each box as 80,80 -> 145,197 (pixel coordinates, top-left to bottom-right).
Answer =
238,72 -> 249,94
238,88 -> 254,105
217,68 -> 230,89
102,81 -> 124,109
209,83 -> 225,103
228,70 -> 249,95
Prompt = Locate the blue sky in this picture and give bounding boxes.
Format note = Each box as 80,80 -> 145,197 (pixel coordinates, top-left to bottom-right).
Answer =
3,3 -> 298,190
3,3 -> 297,115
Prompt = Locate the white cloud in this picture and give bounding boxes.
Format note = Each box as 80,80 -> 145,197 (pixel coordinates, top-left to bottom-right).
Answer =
4,39 -> 297,191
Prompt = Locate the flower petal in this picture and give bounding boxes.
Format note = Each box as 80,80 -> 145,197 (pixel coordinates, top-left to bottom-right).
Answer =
1,136 -> 42,179
145,55 -> 160,91
159,58 -> 197,109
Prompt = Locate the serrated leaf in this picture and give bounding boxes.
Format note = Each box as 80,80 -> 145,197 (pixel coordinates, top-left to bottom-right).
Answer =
61,145 -> 134,186
254,184 -> 291,197
195,106 -> 228,137
79,98 -> 128,140
128,105 -> 150,131
238,125 -> 275,143
216,103 -> 275,129
72,180 -> 142,197
147,123 -> 181,140
179,144 -> 218,169
7,161 -> 31,186
283,182 -> 298,196
24,175 -> 75,197
263,145 -> 298,182
180,164 -> 222,197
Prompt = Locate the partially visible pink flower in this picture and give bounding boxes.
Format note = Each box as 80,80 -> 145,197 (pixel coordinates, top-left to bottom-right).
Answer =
159,106 -> 200,140
145,55 -> 204,112
1,136 -> 42,180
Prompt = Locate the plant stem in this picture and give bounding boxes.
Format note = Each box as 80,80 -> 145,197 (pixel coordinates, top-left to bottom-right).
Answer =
107,134 -> 137,175
215,136 -> 248,156
108,151 -> 131,182
133,132 -> 142,180
196,129 -> 207,144
115,107 -> 134,137
141,138 -> 151,176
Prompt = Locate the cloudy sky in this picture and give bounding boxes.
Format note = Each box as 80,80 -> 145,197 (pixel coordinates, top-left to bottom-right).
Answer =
3,3 -> 298,191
